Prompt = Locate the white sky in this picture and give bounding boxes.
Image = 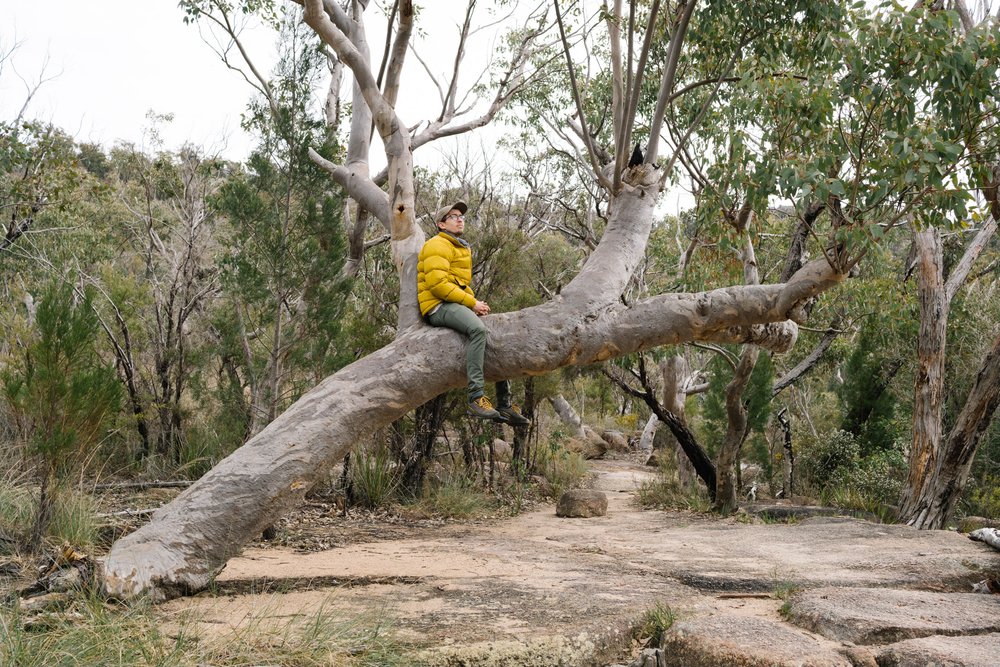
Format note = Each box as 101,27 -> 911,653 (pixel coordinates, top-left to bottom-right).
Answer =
1,0 -> 691,215
0,1 -> 516,165
1,0 -> 277,157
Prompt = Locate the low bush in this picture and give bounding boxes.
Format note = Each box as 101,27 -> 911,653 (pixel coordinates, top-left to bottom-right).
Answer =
534,441 -> 588,498
0,483 -> 100,553
350,446 -> 400,509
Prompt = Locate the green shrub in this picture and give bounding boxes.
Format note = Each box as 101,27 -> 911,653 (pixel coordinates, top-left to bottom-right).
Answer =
799,429 -> 860,488
635,602 -> 676,647
350,446 -> 400,509
0,483 -> 100,553
535,441 -> 588,498
3,281 -> 121,551
962,474 -> 1000,519
417,475 -> 492,519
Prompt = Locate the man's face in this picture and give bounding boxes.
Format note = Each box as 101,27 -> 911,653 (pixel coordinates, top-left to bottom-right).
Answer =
438,209 -> 466,236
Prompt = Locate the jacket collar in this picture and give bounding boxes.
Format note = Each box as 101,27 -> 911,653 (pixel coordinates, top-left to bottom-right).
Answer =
437,231 -> 470,248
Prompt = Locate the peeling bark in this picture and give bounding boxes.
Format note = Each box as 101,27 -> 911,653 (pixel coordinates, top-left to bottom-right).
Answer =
904,332 -> 1000,529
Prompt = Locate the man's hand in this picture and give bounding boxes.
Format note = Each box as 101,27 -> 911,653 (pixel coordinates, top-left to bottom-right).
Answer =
473,300 -> 491,316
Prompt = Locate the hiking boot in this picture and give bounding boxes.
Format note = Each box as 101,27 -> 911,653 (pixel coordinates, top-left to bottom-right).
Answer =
497,403 -> 530,426
468,395 -> 503,421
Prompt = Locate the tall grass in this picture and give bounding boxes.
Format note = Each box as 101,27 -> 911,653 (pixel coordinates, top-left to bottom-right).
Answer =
416,474 -> 493,518
534,442 -> 589,498
0,483 -> 100,554
351,447 -> 400,509
635,459 -> 711,512
0,593 -> 403,667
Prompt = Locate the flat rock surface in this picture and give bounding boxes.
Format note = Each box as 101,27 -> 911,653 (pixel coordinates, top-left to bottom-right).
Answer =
788,587 -> 1000,644
156,460 -> 1000,666
662,614 -> 852,667
875,633 -> 1000,667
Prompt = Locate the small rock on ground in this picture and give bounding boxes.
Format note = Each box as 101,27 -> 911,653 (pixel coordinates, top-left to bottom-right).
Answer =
556,489 -> 608,518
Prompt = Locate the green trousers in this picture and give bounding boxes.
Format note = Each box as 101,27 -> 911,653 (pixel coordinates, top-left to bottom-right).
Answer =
426,302 -> 511,404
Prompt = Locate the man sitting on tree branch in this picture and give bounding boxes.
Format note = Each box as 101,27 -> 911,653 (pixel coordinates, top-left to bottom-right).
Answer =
417,201 -> 529,426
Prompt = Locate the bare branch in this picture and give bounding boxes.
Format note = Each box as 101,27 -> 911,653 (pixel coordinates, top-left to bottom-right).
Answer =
553,0 -> 614,190
308,148 -> 391,228
614,0 -> 662,192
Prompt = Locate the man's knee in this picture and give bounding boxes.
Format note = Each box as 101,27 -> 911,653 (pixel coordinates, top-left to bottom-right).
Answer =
467,318 -> 486,341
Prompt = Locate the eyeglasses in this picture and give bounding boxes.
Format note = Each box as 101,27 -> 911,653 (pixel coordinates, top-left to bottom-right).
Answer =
445,214 -> 466,221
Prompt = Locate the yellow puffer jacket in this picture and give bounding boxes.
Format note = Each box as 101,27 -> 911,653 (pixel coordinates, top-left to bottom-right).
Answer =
417,232 -> 477,315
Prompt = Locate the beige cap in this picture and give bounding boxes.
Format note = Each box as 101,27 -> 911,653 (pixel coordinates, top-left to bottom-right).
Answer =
434,200 -> 468,224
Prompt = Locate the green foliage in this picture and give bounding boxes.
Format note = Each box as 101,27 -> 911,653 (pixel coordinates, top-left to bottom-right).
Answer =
635,602 -> 676,647
534,437 -> 589,499
350,447 -> 400,510
963,472 -> 1000,520
837,324 -> 906,455
700,348 -> 774,452
3,281 -> 121,467
210,10 -> 351,437
800,429 -> 906,518
799,429 -> 861,488
2,281 -> 120,548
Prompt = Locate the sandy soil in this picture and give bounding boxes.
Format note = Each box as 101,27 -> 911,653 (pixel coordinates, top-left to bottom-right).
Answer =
154,459 -> 1000,665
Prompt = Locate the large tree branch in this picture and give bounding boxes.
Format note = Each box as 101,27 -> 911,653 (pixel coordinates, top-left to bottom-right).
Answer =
308,149 -> 390,227
381,0 -> 413,108
944,219 -> 998,302
101,253 -> 845,600
643,0 -> 697,164
302,0 -> 397,140
553,0 -> 613,190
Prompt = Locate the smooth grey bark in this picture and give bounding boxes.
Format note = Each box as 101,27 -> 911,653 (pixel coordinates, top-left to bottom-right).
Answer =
100,0 -> 847,601
101,245 -> 842,600
547,394 -> 587,439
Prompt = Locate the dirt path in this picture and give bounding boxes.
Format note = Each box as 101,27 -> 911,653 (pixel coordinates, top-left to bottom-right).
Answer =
157,459 -> 1000,666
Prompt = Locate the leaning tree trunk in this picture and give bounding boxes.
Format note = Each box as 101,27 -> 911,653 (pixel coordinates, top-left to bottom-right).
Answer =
902,332 -> 1000,528
100,222 -> 841,600
899,211 -> 998,523
547,394 -> 587,439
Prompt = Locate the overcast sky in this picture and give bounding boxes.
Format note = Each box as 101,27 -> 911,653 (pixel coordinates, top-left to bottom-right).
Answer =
2,1 -> 692,215
0,1 -> 519,165
1,1 -> 282,157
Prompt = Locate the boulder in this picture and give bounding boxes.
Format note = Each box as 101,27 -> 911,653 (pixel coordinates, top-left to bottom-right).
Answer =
492,438 -> 512,461
874,632 -> 1000,667
564,436 -> 605,460
645,452 -> 661,467
662,614 -> 851,667
556,489 -> 608,518
600,430 -> 630,452
786,587 -> 1000,645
